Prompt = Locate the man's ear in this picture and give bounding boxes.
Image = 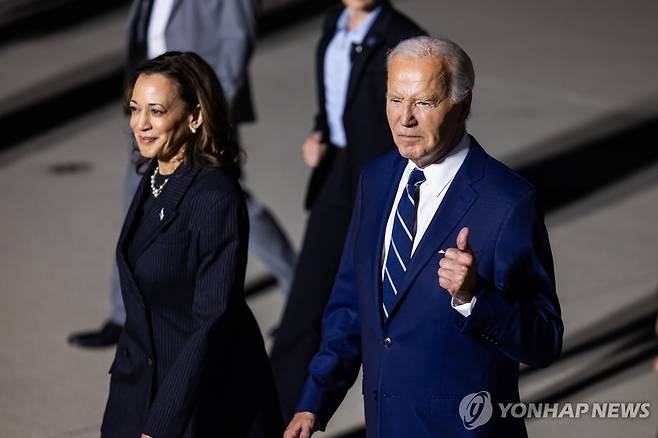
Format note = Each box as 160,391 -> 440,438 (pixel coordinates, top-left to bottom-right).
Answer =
460,92 -> 472,122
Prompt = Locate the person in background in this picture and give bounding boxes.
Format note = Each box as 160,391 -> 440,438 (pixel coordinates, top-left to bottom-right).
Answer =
69,0 -> 296,348
100,52 -> 282,438
284,36 -> 563,437
269,0 -> 425,422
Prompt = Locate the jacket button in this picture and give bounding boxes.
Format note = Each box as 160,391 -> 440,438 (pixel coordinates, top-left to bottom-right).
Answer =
147,357 -> 153,367
122,349 -> 129,357
383,337 -> 392,347
373,390 -> 378,400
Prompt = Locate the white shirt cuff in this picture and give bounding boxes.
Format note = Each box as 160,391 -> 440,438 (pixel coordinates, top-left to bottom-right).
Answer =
451,295 -> 477,317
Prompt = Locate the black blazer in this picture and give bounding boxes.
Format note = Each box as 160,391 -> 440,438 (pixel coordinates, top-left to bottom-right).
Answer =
305,0 -> 425,208
101,161 -> 282,438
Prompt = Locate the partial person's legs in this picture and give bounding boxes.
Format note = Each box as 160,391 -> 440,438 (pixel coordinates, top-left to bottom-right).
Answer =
244,190 -> 296,295
235,124 -> 296,296
68,154 -> 140,347
269,198 -> 351,421
269,150 -> 351,422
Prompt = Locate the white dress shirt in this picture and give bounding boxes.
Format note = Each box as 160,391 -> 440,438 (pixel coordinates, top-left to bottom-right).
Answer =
147,0 -> 176,59
381,134 -> 477,317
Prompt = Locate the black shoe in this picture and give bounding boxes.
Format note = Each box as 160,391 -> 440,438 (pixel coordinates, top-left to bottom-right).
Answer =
68,320 -> 123,348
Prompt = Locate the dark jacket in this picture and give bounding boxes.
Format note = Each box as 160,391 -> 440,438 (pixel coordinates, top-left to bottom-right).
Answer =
305,0 -> 426,208
101,161 -> 282,438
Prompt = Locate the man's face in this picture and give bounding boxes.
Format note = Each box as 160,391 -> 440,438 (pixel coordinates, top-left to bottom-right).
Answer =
342,0 -> 379,12
386,56 -> 467,168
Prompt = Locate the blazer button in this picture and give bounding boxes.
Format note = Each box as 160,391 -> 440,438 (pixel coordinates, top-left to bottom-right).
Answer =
383,337 -> 392,348
147,357 -> 153,367
122,348 -> 129,357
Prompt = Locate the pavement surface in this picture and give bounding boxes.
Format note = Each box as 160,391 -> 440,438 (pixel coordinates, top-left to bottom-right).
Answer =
1,0 -> 657,437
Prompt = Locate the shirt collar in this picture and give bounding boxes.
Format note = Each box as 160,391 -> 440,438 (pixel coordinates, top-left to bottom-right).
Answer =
403,133 -> 471,198
336,5 -> 382,42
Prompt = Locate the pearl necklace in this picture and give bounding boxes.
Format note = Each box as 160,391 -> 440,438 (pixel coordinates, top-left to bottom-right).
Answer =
150,166 -> 169,198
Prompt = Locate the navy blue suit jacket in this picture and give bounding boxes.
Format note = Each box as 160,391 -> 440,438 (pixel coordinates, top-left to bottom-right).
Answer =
101,161 -> 281,438
297,138 -> 563,437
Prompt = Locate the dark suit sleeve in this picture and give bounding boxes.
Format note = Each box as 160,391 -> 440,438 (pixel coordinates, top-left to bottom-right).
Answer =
142,193 -> 245,438
295,176 -> 364,429
457,191 -> 563,368
312,113 -> 323,134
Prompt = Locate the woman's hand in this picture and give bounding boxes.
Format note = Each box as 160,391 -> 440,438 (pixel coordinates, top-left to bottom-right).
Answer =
141,434 -> 152,438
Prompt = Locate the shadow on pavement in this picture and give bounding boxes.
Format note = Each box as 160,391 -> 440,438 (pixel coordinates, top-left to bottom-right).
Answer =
517,113 -> 658,213
0,0 -> 130,45
0,1 -> 340,151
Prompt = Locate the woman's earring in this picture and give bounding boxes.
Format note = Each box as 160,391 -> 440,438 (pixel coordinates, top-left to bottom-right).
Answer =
189,126 -> 197,134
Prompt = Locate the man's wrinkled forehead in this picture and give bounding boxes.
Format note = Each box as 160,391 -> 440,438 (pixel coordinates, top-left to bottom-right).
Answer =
387,56 -> 449,97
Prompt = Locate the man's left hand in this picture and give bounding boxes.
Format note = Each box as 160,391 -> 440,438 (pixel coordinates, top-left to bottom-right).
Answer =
438,227 -> 478,303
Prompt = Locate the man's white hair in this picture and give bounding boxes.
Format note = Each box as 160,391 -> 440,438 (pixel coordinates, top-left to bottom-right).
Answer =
387,36 -> 475,103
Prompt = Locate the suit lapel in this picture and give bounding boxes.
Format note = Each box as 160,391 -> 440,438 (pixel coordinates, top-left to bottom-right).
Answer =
116,160 -> 201,293
316,7 -> 342,138
126,0 -> 153,72
117,160 -> 155,255
132,161 -> 200,259
344,4 -> 391,108
318,11 -> 338,63
116,159 -> 154,302
126,0 -> 141,42
386,140 -> 487,321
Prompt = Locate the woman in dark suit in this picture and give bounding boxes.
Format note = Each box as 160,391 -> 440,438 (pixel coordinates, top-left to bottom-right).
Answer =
100,52 -> 282,438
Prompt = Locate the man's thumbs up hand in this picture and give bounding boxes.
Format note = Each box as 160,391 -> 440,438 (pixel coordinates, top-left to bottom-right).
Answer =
456,226 -> 471,252
438,227 -> 478,303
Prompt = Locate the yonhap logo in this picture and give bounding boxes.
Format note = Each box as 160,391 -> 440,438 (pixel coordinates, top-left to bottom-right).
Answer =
459,391 -> 493,430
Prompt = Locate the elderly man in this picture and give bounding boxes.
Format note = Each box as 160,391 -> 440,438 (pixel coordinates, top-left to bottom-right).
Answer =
285,36 -> 563,438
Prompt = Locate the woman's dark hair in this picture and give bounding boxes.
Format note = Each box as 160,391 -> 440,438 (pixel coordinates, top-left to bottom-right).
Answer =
126,51 -> 241,177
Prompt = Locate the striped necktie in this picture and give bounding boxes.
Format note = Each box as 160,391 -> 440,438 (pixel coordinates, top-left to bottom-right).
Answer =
382,168 -> 426,320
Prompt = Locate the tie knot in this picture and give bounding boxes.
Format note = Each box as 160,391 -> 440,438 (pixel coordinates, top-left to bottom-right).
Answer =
407,168 -> 426,190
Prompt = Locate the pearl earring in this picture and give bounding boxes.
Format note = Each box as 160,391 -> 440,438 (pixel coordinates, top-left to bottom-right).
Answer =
189,126 -> 197,134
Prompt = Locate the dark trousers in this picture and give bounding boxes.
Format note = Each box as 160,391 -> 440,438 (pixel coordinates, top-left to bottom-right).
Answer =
270,149 -> 353,422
